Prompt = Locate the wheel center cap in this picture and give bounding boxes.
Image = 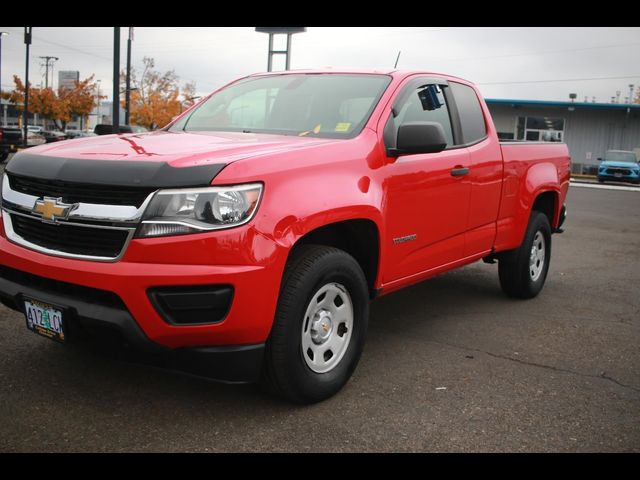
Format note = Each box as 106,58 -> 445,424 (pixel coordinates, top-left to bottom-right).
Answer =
310,309 -> 333,345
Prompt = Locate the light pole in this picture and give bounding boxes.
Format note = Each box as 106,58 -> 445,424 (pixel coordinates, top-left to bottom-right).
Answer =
255,27 -> 306,71
120,86 -> 138,124
112,27 -> 120,132
95,79 -> 101,127
23,27 -> 32,147
125,27 -> 134,125
0,31 -> 8,127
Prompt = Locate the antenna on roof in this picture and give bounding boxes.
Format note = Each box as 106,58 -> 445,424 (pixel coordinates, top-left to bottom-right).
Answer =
394,51 -> 401,69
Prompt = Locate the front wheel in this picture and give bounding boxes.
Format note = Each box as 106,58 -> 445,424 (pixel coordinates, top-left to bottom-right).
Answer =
498,211 -> 552,299
261,245 -> 369,404
0,151 -> 8,163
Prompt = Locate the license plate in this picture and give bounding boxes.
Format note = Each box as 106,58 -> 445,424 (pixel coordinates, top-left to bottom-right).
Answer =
614,172 -> 623,178
24,298 -> 66,343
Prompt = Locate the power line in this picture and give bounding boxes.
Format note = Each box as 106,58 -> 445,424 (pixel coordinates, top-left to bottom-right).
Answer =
439,41 -> 640,63
6,27 -> 112,62
477,74 -> 640,86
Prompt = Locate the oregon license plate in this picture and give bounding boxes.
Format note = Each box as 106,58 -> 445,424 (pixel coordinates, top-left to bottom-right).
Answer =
24,298 -> 66,342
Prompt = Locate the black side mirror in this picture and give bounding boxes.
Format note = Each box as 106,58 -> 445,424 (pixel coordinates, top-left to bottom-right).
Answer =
390,121 -> 447,157
597,157 -> 602,161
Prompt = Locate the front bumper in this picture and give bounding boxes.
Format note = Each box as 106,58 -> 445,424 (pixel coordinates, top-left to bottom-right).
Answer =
0,264 -> 265,382
0,218 -> 286,360
597,172 -> 640,183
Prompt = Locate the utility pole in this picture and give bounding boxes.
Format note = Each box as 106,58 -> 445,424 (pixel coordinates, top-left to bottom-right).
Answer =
96,79 -> 101,127
112,27 -> 120,133
39,55 -> 59,89
125,27 -> 133,125
0,32 -> 9,102
23,27 -> 32,147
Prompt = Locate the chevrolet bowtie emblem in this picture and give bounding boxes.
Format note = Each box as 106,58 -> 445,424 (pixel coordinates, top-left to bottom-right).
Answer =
32,197 -> 78,223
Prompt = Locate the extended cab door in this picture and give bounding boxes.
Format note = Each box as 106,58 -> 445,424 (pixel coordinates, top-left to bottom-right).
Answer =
382,78 -> 472,283
447,81 -> 503,257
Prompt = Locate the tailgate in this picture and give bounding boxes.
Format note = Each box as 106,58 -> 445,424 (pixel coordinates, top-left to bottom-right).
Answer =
1,128 -> 23,144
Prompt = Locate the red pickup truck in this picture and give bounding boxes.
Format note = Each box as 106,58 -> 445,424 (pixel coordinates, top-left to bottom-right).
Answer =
0,70 -> 569,403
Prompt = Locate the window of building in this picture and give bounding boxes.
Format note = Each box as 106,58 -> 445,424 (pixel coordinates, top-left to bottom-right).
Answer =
515,115 -> 564,142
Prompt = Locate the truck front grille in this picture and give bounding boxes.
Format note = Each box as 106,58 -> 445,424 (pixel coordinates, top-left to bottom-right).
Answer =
10,214 -> 130,259
8,174 -> 155,208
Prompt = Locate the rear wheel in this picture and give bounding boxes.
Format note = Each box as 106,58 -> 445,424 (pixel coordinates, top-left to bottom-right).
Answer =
262,245 -> 369,404
0,151 -> 8,163
498,211 -> 552,299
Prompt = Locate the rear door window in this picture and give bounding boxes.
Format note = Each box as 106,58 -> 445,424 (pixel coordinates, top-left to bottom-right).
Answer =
449,82 -> 487,144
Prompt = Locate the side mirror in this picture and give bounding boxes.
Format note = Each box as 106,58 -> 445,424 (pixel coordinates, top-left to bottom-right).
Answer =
390,121 -> 448,157
597,157 -> 602,161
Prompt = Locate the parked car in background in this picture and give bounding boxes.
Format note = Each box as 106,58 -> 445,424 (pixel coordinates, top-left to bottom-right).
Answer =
0,126 -> 22,162
26,131 -> 46,147
94,124 -> 148,135
597,150 -> 640,184
42,130 -> 69,143
27,126 -> 44,135
65,130 -> 97,140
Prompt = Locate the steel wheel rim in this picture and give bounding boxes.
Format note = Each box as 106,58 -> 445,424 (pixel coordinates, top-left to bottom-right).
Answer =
529,231 -> 546,281
301,282 -> 354,374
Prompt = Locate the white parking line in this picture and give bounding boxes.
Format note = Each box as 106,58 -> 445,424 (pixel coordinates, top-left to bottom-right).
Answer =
570,181 -> 640,192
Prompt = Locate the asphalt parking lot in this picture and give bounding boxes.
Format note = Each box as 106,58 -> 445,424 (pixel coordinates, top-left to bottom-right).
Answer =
0,158 -> 638,452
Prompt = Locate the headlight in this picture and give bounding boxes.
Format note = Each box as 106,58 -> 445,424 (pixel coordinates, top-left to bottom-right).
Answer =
136,183 -> 262,238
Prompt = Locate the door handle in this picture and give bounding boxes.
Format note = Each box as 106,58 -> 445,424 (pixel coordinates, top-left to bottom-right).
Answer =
451,166 -> 469,177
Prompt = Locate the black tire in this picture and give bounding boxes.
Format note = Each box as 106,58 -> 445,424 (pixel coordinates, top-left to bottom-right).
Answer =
597,178 -> 605,183
498,211 -> 552,299
0,151 -> 8,163
261,245 -> 369,404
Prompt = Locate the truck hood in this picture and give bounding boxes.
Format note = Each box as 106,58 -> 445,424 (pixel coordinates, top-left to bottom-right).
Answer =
25,130 -> 337,167
600,160 -> 639,169
6,130 -> 340,188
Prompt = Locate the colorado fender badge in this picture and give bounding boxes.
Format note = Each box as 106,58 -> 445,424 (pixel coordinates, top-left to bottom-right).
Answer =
393,234 -> 417,245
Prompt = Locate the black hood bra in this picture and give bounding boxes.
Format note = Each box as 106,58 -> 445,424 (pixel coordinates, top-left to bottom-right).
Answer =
5,152 -> 227,188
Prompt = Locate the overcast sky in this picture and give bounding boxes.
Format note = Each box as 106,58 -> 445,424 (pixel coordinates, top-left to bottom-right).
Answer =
1,27 -> 639,104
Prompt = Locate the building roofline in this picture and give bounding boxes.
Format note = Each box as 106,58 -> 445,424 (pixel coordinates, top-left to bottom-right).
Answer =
486,98 -> 640,110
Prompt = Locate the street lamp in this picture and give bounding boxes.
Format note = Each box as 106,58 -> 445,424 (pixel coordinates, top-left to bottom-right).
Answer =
95,79 -> 101,126
255,27 -> 306,71
0,31 -> 8,127
120,86 -> 138,125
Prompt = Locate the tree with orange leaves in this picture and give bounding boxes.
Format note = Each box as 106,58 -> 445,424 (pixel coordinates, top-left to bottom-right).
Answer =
122,57 -> 197,130
2,74 -> 100,130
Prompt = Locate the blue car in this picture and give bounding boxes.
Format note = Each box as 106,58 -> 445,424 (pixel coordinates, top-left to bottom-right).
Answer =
597,150 -> 640,184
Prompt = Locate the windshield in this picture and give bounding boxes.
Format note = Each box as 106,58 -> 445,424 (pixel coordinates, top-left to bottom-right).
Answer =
170,74 -> 391,139
604,151 -> 638,163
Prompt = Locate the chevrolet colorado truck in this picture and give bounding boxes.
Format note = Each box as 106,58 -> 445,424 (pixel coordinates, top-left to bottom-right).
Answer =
0,70 -> 570,403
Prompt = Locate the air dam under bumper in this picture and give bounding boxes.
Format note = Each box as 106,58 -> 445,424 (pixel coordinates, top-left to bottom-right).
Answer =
0,265 -> 265,383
